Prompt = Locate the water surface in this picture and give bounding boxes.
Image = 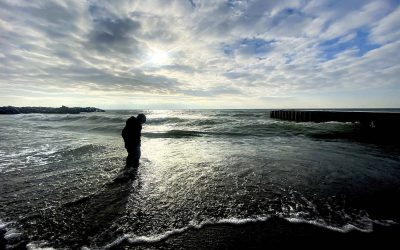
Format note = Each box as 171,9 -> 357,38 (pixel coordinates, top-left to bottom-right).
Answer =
1,110 -> 399,248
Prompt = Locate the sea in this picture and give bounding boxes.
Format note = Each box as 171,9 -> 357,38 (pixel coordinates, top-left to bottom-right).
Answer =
1,109 -> 400,249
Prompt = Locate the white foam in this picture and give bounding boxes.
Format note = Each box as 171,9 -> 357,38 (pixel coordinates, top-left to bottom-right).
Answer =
1,219 -> 56,250
0,220 -> 9,230
103,214 -> 392,248
103,225 -> 199,249
26,242 -> 56,250
100,216 -> 282,247
4,230 -> 22,240
285,217 -> 373,233
373,219 -> 398,226
219,216 -> 379,233
103,227 -> 194,249
128,227 -> 190,244
103,234 -> 130,249
0,219 -> 14,235
219,216 -> 270,224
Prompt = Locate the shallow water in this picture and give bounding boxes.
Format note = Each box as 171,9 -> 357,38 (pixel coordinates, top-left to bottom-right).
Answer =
1,110 -> 400,248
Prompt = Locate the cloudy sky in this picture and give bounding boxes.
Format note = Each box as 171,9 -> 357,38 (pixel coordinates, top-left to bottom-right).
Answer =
1,0 -> 399,109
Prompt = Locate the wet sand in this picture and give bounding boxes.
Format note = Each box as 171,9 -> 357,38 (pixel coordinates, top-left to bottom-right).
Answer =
120,217 -> 399,249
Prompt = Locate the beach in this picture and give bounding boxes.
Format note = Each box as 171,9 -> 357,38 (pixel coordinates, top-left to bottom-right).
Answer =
117,217 -> 400,249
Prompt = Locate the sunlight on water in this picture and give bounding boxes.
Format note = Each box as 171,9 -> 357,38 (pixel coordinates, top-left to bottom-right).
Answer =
1,110 -> 400,248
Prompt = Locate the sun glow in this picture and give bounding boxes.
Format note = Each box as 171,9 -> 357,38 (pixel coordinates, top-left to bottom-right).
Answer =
148,48 -> 170,66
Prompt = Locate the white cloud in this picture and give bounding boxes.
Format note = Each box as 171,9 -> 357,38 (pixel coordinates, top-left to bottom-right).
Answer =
370,6 -> 400,44
0,0 -> 399,108
320,0 -> 393,40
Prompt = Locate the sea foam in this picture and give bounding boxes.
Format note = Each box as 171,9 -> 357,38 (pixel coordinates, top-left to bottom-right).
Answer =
103,215 -> 394,249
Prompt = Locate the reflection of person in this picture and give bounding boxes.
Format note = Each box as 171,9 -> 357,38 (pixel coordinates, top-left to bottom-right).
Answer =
122,113 -> 146,166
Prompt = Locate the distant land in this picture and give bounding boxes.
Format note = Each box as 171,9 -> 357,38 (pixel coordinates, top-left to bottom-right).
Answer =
0,105 -> 105,114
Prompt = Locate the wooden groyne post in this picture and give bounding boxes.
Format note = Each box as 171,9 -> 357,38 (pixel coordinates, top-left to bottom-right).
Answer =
270,110 -> 400,130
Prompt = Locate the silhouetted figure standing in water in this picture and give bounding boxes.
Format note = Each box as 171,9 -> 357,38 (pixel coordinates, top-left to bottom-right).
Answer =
122,113 -> 146,166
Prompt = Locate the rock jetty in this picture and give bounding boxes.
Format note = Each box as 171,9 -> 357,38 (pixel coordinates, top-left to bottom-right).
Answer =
0,105 -> 105,114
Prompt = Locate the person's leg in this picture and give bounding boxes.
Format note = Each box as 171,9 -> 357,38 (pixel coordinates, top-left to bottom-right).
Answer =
126,145 -> 141,167
133,145 -> 141,163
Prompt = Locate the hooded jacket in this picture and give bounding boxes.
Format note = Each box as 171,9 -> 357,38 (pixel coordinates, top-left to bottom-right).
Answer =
121,116 -> 142,149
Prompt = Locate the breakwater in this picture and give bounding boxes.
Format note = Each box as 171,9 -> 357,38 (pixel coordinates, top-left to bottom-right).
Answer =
0,106 -> 105,114
270,110 -> 400,130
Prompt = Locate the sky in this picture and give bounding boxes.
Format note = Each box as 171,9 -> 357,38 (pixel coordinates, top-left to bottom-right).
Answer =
0,0 -> 400,109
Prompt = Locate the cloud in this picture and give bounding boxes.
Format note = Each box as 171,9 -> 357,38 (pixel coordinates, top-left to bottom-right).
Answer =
0,0 -> 399,108
223,38 -> 275,60
87,17 -> 142,54
370,6 -> 400,44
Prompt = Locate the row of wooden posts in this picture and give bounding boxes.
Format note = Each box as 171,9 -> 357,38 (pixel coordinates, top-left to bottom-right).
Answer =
270,110 -> 400,130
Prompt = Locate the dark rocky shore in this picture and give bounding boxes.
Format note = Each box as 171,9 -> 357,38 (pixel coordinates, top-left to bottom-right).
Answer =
0,105 -> 105,114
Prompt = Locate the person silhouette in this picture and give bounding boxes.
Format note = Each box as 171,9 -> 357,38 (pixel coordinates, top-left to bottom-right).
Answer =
122,113 -> 146,166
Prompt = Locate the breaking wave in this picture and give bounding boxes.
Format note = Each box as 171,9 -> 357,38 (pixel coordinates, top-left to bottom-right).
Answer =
103,216 -> 397,249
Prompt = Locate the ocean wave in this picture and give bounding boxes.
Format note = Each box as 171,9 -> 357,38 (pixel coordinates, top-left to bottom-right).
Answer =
187,119 -> 226,126
103,215 -> 395,249
0,219 -> 9,230
26,112 -> 358,140
143,130 -> 205,138
23,114 -> 87,122
59,144 -> 107,157
224,120 -> 356,138
142,122 -> 354,138
0,219 -> 27,250
24,114 -> 126,124
231,112 -> 269,118
86,115 -> 126,123
89,125 -> 123,134
26,241 -> 55,250
146,117 -> 187,125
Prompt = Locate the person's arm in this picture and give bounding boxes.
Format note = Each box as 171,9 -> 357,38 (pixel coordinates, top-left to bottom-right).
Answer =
131,124 -> 142,144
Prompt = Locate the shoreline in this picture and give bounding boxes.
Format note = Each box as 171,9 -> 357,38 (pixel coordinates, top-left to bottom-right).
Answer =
2,216 -> 399,249
116,216 -> 400,249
